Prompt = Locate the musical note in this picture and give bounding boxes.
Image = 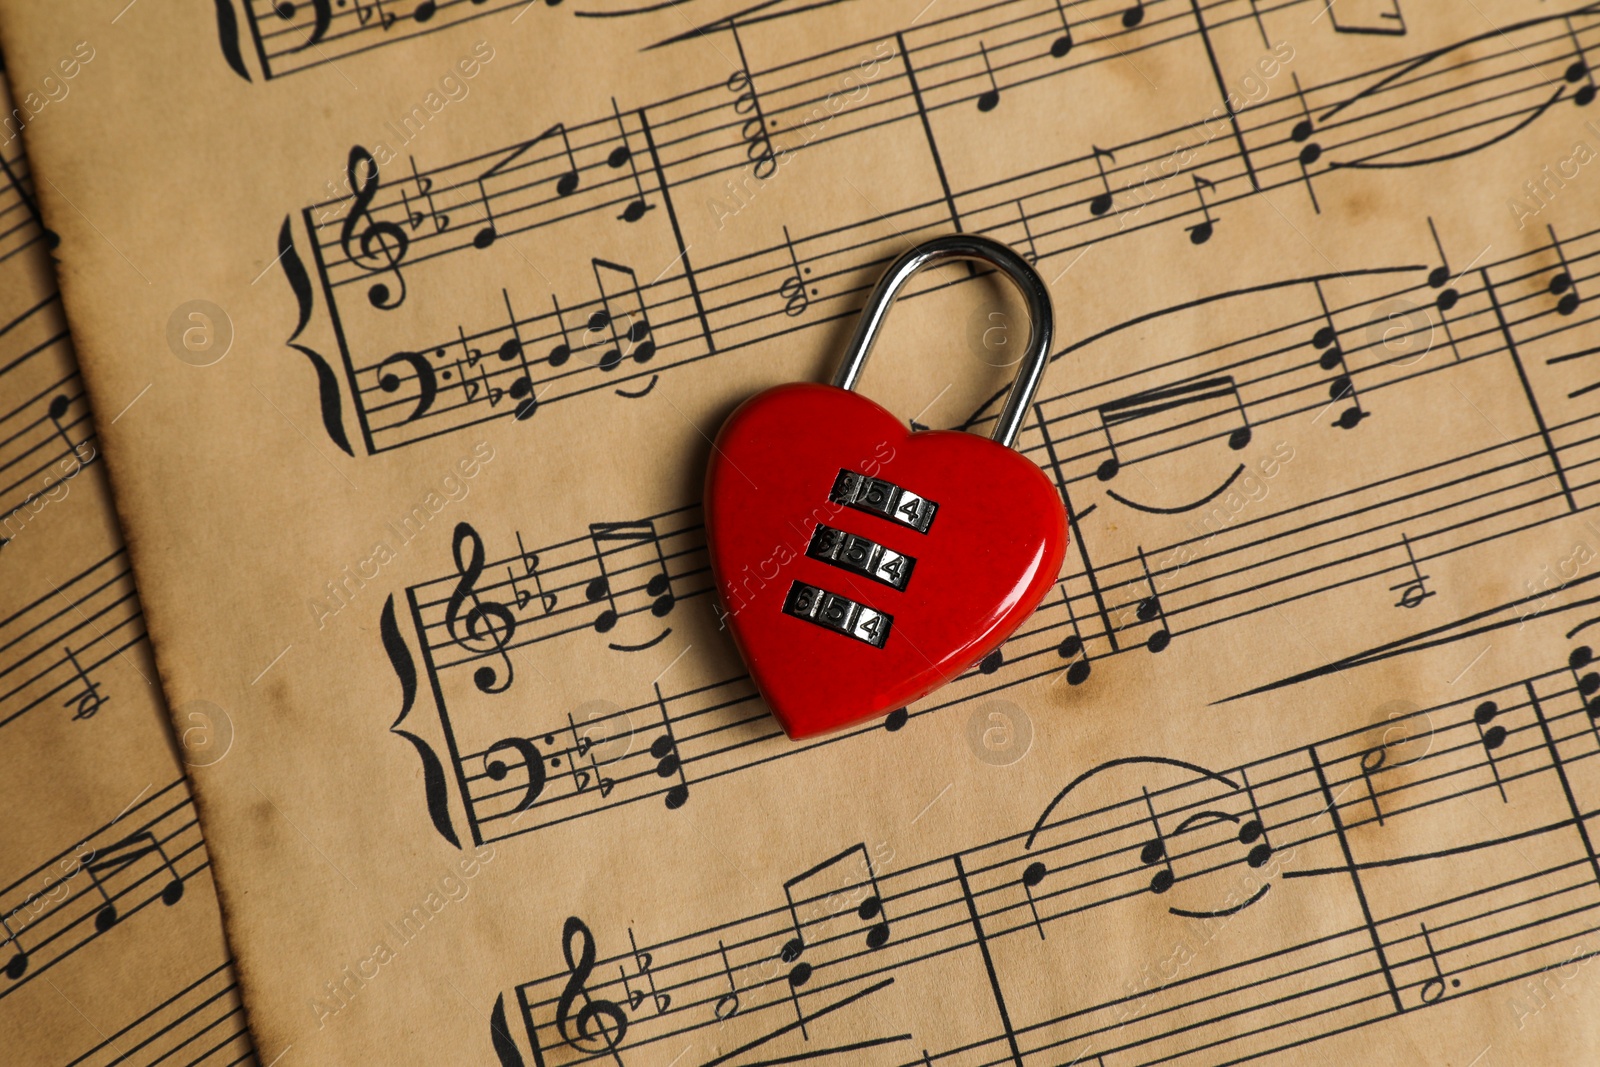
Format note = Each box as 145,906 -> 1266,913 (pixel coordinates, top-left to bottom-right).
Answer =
1185,174 -> 1218,245
1390,532 -> 1434,609
339,146 -> 408,309
1094,375 -> 1251,481
483,737 -> 547,812
585,520 -> 675,640
608,99 -> 655,223
1237,767 -> 1274,869
84,832 -> 186,931
1417,922 -> 1459,1003
1051,0 -> 1074,57
778,225 -> 813,317
1020,859 -> 1048,937
1,913 -> 27,980
1311,280 -> 1369,429
1569,647 -> 1600,729
1138,788 -> 1175,893
1471,699 -> 1510,803
1088,146 -> 1116,217
1015,200 -> 1040,263
650,684 -> 689,809
1289,73 -> 1316,145
1134,547 -> 1171,653
1358,744 -> 1388,825
713,940 -> 740,1019
586,260 -> 656,372
1122,0 -> 1145,29
625,929 -> 671,1013
1547,225 -> 1581,316
547,294 -> 574,369
1565,17 -> 1597,106
45,393 -> 94,471
728,26 -> 780,179
444,522 -> 517,694
1292,86 -> 1324,213
553,917 -> 629,1055
778,843 -> 891,993
1055,583 -> 1092,686
61,645 -> 107,721
976,41 -> 1001,112
1426,216 -> 1459,310
538,123 -> 581,197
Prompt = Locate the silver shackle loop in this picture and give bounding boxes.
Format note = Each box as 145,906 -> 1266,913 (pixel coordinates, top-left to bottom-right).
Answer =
831,233 -> 1054,450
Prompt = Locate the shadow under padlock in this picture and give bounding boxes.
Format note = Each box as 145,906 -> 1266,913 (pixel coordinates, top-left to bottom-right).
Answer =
703,234 -> 1070,739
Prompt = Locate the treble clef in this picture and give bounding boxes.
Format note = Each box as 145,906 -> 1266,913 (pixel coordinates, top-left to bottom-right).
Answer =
444,522 -> 516,694
340,146 -> 409,310
555,917 -> 629,1054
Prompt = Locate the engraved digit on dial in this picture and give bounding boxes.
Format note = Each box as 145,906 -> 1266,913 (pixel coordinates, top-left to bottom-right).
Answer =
782,581 -> 893,648
805,524 -> 916,591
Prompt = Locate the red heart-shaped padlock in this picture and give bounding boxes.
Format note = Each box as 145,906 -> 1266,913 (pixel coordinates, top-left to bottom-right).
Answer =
704,235 -> 1068,739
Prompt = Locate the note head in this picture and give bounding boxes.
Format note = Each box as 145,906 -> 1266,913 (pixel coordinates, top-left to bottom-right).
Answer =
1051,35 -> 1072,58
1566,60 -> 1589,84
633,341 -> 657,364
547,343 -> 571,367
514,398 -> 539,421
857,896 -> 882,921
1318,349 -> 1342,372
780,937 -> 804,963
788,961 -> 813,988
1149,870 -> 1174,893
1571,646 -> 1593,669
650,735 -> 674,760
979,649 -> 1004,673
866,922 -> 890,949
1147,629 -> 1171,652
415,1 -> 437,20
1587,697 -> 1600,721
1238,819 -> 1263,844
1584,672 -> 1600,696
1328,376 -> 1354,401
1136,597 -> 1161,623
48,395 -> 70,421
885,708 -> 909,731
1022,860 -> 1047,887
1312,325 -> 1337,349
1427,265 -> 1450,288
1058,636 -> 1082,658
594,609 -> 619,634
1360,747 -> 1386,773
161,879 -> 185,906
650,594 -> 675,618
1437,289 -> 1459,312
1089,193 -> 1112,217
585,577 -> 609,602
655,753 -> 681,778
555,172 -> 579,196
1246,843 -> 1272,868
599,348 -> 623,372
587,309 -> 610,331
472,227 -> 497,250
977,90 -> 1000,112
1558,293 -> 1579,316
95,904 -> 118,933
3,952 -> 25,980
620,200 -> 652,223
1095,457 -> 1120,481
1291,119 -> 1313,142
1139,840 -> 1165,865
1298,143 -> 1322,167
1473,701 -> 1498,724
1483,726 -> 1507,750
42,229 -> 61,251
1122,7 -> 1144,28
663,784 -> 689,808
1186,222 -> 1212,246
1334,407 -> 1367,430
1577,85 -> 1596,107
607,146 -> 631,169
1227,427 -> 1251,451
1066,660 -> 1091,685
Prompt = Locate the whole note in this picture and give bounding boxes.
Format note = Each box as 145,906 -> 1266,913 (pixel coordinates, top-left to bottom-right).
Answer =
554,917 -> 630,1054
340,147 -> 409,310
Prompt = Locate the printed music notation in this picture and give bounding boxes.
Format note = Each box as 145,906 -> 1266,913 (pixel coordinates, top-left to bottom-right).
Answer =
491,638 -> 1600,1066
0,780 -> 204,996
374,218 -> 1600,847
0,549 -> 149,732
274,1 -> 1600,453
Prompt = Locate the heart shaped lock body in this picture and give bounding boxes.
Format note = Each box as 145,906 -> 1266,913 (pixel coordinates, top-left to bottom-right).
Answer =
706,382 -> 1068,739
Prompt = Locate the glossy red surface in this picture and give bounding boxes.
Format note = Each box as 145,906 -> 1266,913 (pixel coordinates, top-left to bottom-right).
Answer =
705,382 -> 1069,739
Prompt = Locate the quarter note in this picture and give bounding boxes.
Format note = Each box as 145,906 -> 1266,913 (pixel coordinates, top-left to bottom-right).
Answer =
1564,16 -> 1596,106
61,645 -> 107,721
1236,767 -> 1273,869
1471,699 -> 1510,802
1134,547 -> 1170,653
1122,0 -> 1145,29
1089,146 -> 1116,216
537,123 -> 581,196
1020,859 -> 1048,937
85,832 -> 186,931
1,914 -> 27,980
608,99 -> 654,223
977,41 -> 1001,111
1015,200 -> 1040,263
1389,532 -> 1434,609
47,394 -> 94,469
1055,583 -> 1091,686
1547,225 -> 1581,316
492,291 -> 539,421
1051,0 -> 1074,57
1185,175 -> 1218,245
650,683 -> 689,809
1138,788 -> 1175,893
1289,73 -> 1316,144
1426,216 -> 1459,309
547,295 -> 573,368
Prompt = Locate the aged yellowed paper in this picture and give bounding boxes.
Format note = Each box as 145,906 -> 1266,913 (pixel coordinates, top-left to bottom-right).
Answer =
0,63 -> 253,1066
3,1 -> 1600,1064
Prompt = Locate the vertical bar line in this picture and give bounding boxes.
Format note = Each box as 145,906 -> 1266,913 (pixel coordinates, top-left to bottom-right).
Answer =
1187,0 -> 1260,191
898,33 -> 962,232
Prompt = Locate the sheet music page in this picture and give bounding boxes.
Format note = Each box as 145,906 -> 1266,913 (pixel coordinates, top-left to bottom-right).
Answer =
1,0 -> 1598,1063
0,61 -> 254,1066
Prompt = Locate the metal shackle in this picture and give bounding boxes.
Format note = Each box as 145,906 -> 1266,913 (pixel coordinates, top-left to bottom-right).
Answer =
831,233 -> 1054,450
